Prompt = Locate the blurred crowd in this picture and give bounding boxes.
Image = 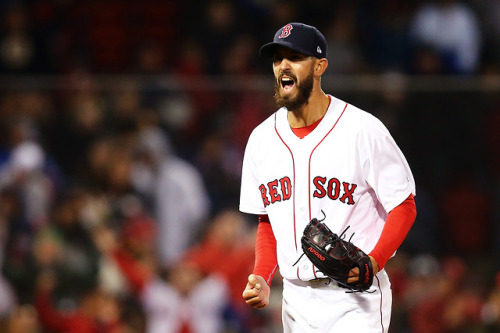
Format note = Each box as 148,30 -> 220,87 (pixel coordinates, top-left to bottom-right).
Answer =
0,0 -> 500,332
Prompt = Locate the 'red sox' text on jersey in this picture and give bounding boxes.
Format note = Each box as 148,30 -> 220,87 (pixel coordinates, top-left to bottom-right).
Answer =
240,95 -> 415,282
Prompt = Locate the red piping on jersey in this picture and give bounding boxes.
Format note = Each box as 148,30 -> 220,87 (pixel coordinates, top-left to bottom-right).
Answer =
267,264 -> 279,285
273,113 -> 298,251
308,103 -> 349,221
376,275 -> 386,332
307,103 -> 348,278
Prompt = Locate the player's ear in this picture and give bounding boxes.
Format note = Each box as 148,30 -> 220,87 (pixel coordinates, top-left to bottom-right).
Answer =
314,58 -> 328,76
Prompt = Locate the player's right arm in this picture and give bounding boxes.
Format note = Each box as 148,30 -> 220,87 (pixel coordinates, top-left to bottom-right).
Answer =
242,215 -> 277,309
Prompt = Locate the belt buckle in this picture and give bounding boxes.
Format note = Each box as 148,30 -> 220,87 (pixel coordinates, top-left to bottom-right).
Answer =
309,278 -> 331,285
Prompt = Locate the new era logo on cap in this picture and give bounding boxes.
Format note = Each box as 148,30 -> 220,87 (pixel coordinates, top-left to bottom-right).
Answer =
259,22 -> 327,59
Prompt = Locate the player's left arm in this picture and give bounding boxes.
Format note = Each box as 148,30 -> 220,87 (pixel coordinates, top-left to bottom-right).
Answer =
347,194 -> 416,283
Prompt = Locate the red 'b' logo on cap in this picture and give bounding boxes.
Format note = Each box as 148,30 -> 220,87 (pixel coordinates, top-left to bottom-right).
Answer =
279,24 -> 293,38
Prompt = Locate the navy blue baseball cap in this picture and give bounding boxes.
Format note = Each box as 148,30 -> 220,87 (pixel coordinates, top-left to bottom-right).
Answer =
259,22 -> 327,59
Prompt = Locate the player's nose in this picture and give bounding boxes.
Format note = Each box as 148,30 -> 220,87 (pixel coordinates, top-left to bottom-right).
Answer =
278,57 -> 292,70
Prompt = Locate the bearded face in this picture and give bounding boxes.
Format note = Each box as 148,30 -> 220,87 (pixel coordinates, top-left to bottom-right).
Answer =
273,66 -> 314,111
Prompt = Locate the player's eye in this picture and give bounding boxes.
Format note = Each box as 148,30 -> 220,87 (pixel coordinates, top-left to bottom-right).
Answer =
273,53 -> 308,64
273,55 -> 284,63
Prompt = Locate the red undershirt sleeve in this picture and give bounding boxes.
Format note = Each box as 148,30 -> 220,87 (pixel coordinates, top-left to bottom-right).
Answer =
369,194 -> 417,270
252,215 -> 278,286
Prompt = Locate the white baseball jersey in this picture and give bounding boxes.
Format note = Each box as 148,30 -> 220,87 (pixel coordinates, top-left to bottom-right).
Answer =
239,95 -> 415,282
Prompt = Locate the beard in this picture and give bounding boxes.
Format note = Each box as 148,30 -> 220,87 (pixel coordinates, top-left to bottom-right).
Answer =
273,70 -> 314,111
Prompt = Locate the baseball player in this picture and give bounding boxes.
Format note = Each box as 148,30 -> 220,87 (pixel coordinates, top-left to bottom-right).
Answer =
240,22 -> 417,332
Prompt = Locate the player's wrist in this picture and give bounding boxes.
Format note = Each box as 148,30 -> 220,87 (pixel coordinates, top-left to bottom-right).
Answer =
368,249 -> 385,270
251,273 -> 271,286
369,255 -> 380,275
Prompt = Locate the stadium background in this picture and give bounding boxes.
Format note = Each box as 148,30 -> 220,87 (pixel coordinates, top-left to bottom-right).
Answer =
0,0 -> 500,332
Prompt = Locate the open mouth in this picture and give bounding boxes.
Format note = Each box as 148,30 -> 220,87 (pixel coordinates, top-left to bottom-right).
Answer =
280,76 -> 295,93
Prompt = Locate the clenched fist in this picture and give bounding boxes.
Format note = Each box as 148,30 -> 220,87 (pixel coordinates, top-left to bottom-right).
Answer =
242,274 -> 270,309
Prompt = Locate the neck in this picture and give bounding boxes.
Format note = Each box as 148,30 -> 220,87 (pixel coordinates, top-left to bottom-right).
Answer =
288,90 -> 330,128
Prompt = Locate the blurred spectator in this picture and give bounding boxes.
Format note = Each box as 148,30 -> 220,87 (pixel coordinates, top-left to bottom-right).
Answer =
3,304 -> 40,333
128,1 -> 180,74
47,74 -> 107,179
230,90 -> 273,152
401,185 -> 439,256
157,93 -> 196,150
185,209 -> 274,331
94,215 -> 157,298
408,256 -> 485,332
411,43 -> 446,75
440,174 -> 493,256
0,186 -> 18,323
483,103 -> 500,180
0,187 -> 30,309
173,38 -> 207,79
483,106 -> 500,257
140,260 -> 230,333
473,0 -> 500,72
409,0 -> 482,74
0,271 -> 15,321
264,0 -> 300,34
94,214 -> 230,333
358,1 -> 414,72
481,272 -> 500,330
172,38 -> 223,149
185,210 -> 254,306
130,122 -> 211,267
133,39 -> 168,76
195,133 -> 241,213
0,4 -> 38,73
0,118 -> 55,231
221,35 -> 260,76
192,0 -> 241,75
383,253 -> 411,332
34,270 -> 123,333
155,140 -> 211,267
46,190 -> 100,295
324,4 -> 366,74
4,188 -> 100,305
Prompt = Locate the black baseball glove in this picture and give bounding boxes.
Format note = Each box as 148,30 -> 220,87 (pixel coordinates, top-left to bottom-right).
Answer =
301,217 -> 374,292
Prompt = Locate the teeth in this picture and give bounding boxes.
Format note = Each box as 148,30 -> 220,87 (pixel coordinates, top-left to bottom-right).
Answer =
281,78 -> 294,89
281,77 -> 294,92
